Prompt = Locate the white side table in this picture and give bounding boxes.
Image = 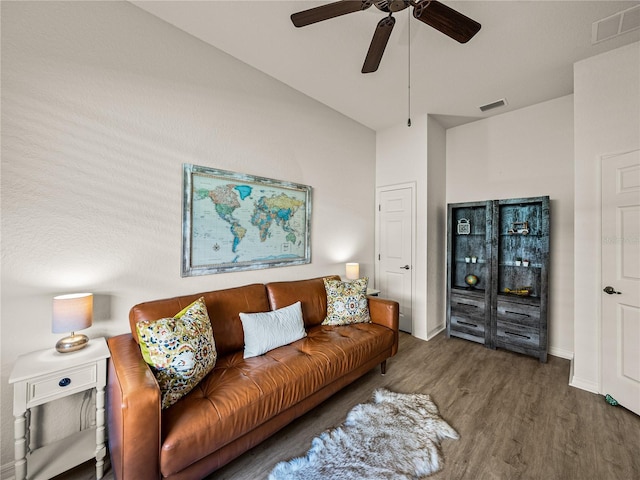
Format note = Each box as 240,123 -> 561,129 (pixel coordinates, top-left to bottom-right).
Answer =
9,337 -> 110,480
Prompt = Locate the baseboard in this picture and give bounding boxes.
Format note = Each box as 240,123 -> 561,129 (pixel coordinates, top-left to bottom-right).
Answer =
569,373 -> 600,394
426,324 -> 446,341
1,461 -> 15,480
549,346 -> 573,360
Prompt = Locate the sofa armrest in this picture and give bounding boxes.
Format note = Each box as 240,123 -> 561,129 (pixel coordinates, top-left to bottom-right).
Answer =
107,334 -> 161,480
368,297 -> 399,356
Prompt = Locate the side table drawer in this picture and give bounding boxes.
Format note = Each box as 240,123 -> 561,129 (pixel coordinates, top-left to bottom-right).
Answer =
28,363 -> 97,406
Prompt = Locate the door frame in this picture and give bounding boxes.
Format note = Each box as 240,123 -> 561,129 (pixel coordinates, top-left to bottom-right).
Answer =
375,182 -> 417,334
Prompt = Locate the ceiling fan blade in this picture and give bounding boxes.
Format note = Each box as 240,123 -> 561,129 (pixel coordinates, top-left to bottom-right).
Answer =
362,16 -> 396,74
291,0 -> 372,28
413,0 -> 481,43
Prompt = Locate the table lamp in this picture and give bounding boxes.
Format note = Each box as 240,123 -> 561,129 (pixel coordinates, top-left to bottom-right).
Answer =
345,262 -> 360,280
52,293 -> 93,353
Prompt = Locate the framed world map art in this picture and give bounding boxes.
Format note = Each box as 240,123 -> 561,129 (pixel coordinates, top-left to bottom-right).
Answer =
182,164 -> 312,276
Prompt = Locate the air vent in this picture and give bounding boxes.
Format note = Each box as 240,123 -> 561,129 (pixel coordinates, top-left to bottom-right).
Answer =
479,98 -> 508,113
592,4 -> 640,44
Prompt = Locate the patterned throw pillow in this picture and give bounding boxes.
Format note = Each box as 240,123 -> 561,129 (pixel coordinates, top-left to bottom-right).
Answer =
136,297 -> 217,409
322,277 -> 371,326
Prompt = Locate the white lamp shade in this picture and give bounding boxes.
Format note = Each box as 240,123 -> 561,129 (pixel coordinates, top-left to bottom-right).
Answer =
345,263 -> 360,280
52,293 -> 93,333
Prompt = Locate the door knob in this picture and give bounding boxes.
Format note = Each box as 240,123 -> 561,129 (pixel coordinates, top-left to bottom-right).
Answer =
400,265 -> 410,270
603,286 -> 621,295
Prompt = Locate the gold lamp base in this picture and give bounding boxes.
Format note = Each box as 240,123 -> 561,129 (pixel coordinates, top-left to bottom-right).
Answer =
56,333 -> 89,353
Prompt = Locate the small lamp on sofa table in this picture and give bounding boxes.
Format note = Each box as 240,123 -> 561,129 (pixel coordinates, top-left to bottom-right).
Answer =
52,293 -> 93,353
345,262 -> 360,281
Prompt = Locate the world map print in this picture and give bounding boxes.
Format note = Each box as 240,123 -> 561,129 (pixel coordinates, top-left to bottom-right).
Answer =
183,165 -> 311,275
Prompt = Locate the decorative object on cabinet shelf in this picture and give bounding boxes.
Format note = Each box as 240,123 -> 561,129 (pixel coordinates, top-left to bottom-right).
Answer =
504,287 -> 533,296
464,274 -> 479,288
522,259 -> 530,267
345,262 -> 360,280
507,221 -> 529,235
515,257 -> 522,266
52,293 -> 93,353
457,218 -> 471,235
465,256 -> 471,263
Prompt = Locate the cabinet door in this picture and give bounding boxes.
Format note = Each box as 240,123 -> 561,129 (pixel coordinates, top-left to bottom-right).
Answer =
493,197 -> 549,299
492,196 -> 549,362
446,201 -> 492,345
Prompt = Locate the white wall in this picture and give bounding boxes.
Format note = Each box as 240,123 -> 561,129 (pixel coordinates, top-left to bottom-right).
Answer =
426,117 -> 447,338
375,114 -> 447,340
0,1 -> 375,467
376,115 -> 428,339
573,41 -> 640,392
446,95 -> 575,358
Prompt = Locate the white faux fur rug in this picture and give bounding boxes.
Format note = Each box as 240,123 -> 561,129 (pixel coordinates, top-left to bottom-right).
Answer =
269,388 -> 459,480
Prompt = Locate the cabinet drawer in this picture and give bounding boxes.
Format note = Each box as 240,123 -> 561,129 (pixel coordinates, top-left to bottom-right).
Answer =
27,364 -> 97,406
496,321 -> 539,349
451,292 -> 485,316
496,299 -> 540,327
450,315 -> 485,336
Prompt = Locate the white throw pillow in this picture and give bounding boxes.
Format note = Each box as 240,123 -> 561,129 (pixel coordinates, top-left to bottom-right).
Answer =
240,301 -> 306,359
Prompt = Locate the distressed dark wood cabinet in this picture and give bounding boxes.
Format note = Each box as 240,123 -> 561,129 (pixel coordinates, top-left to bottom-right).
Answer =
447,196 -> 550,362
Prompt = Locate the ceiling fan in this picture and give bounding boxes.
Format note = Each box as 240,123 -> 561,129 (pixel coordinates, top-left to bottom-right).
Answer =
291,0 -> 481,73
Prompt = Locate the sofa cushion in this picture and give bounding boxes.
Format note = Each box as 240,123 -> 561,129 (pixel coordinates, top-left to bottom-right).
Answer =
158,322 -> 395,476
240,301 -> 306,358
265,275 -> 340,328
129,284 -> 270,357
136,297 -> 217,409
322,277 -> 371,326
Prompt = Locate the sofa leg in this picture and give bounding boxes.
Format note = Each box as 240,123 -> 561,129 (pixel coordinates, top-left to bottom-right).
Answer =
380,360 -> 387,375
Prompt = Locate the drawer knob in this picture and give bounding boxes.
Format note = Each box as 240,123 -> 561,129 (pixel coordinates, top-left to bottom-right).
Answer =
58,377 -> 71,387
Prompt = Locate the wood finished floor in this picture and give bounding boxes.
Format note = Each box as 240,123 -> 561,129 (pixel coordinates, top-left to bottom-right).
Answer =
58,332 -> 639,480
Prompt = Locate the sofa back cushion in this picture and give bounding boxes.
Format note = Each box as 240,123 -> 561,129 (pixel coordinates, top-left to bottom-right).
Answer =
129,284 -> 269,357
265,275 -> 339,328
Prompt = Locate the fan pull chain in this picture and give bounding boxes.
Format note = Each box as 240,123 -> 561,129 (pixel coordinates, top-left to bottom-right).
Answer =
407,8 -> 411,128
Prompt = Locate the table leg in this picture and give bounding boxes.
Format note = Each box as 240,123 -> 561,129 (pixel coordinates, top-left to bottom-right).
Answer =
14,412 -> 27,480
95,385 -> 106,479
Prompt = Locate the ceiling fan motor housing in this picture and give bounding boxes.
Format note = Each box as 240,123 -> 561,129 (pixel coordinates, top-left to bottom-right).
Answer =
375,0 -> 411,13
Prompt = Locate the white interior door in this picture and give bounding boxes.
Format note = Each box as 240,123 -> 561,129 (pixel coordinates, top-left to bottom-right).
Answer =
601,149 -> 640,416
377,185 -> 414,333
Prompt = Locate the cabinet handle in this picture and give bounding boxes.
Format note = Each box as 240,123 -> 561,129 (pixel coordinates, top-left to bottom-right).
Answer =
458,321 -> 479,328
456,303 -> 477,308
505,310 -> 530,317
58,378 -> 71,387
505,331 -> 531,339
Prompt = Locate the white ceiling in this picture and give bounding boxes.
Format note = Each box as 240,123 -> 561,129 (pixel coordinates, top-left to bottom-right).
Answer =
132,1 -> 640,130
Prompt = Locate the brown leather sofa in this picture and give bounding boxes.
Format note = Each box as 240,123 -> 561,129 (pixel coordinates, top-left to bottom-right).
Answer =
107,276 -> 399,480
